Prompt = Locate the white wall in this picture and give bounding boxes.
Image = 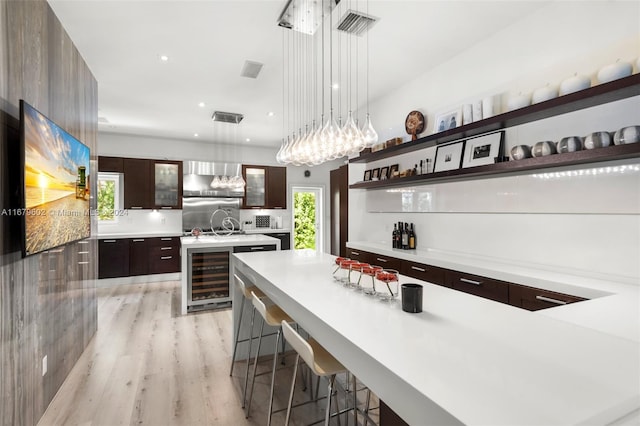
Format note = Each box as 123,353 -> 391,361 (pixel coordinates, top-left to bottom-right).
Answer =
349,1 -> 640,284
98,132 -> 343,251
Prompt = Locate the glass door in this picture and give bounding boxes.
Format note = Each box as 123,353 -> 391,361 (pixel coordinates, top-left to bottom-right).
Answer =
292,186 -> 323,253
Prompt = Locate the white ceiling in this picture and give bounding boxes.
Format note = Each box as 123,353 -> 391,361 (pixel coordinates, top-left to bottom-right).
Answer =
47,0 -> 549,149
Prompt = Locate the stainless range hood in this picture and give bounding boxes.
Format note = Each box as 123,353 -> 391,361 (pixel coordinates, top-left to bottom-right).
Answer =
183,161 -> 245,198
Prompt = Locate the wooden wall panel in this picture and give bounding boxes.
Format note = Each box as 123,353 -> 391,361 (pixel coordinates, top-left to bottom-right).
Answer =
0,1 -> 98,425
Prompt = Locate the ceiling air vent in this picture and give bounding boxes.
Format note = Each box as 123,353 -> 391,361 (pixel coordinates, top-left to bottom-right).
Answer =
240,60 -> 264,79
335,9 -> 378,36
212,111 -> 244,124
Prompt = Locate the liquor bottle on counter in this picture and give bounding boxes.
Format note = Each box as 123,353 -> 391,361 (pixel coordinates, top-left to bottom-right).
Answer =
396,222 -> 403,248
409,223 -> 416,249
392,223 -> 399,248
401,222 -> 409,249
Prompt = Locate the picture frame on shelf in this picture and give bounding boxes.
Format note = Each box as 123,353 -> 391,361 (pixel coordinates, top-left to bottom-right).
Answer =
461,131 -> 505,169
371,167 -> 381,180
380,166 -> 390,180
363,170 -> 372,181
389,164 -> 399,178
434,107 -> 462,133
434,140 -> 465,172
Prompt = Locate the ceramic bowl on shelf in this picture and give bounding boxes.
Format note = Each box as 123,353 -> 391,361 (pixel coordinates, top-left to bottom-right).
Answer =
559,74 -> 591,95
597,60 -> 633,84
507,93 -> 531,111
532,84 -> 558,104
510,145 -> 532,160
557,136 -> 583,153
532,141 -> 557,157
613,126 -> 640,145
583,131 -> 613,150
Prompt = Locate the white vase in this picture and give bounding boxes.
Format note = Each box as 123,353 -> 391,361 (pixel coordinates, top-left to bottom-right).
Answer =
559,74 -> 591,95
507,93 -> 531,111
532,84 -> 558,104
597,60 -> 633,84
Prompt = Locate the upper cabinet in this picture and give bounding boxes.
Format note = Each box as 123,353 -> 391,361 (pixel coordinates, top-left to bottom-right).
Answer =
349,74 -> 640,190
153,160 -> 182,209
99,156 -> 183,209
242,165 -> 287,209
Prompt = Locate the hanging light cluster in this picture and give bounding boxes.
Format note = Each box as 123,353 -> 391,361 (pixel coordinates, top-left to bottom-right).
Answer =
276,0 -> 378,166
210,174 -> 245,189
209,113 -> 246,189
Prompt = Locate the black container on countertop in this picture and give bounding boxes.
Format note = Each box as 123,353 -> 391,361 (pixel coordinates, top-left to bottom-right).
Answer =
401,283 -> 423,313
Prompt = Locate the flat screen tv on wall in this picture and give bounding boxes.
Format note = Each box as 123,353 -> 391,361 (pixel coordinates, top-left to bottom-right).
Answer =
20,100 -> 91,256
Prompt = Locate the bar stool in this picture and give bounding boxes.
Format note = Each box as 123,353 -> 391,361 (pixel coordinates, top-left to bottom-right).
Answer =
246,291 -> 295,424
229,274 -> 267,408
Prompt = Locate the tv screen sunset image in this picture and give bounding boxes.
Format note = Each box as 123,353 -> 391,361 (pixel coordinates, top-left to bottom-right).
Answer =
22,102 -> 90,255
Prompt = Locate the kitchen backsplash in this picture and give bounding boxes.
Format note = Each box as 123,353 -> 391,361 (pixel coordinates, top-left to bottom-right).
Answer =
97,209 -> 183,236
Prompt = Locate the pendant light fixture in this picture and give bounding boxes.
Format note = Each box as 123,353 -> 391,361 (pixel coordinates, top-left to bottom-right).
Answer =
276,0 -> 378,166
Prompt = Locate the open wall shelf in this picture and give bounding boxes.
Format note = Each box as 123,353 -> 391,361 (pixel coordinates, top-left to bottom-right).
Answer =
349,73 -> 640,164
349,143 -> 640,189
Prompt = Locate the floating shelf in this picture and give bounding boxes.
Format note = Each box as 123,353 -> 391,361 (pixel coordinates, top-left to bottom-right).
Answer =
349,73 -> 640,164
349,143 -> 640,190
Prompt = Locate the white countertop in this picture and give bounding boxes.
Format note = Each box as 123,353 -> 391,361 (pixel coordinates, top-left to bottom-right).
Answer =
180,233 -> 280,249
242,228 -> 291,234
232,250 -> 640,426
347,241 -> 640,342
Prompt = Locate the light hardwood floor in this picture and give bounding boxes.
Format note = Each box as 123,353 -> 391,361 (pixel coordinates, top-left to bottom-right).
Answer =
37,280 -> 377,426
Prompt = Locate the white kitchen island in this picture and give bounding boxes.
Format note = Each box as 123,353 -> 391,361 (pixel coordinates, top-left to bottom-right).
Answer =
232,249 -> 639,426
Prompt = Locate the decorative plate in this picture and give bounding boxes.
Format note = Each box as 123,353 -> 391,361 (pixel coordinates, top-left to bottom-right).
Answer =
405,110 -> 425,139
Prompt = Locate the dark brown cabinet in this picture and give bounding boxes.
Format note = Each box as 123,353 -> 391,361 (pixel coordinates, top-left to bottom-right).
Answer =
242,165 -> 287,209
98,156 -> 124,173
98,239 -> 130,278
98,236 -> 181,279
152,160 -> 182,209
445,270 -> 510,304
346,247 -> 371,263
264,232 -> 291,250
400,261 -> 447,286
123,158 -> 151,209
509,283 -> 586,311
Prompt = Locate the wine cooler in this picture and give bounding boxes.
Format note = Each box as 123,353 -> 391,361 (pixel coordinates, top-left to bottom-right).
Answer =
186,247 -> 232,311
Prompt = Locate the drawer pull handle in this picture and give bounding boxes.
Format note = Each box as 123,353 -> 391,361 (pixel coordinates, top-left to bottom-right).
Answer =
161,256 -> 172,260
161,238 -> 172,241
103,240 -> 116,243
376,257 -> 388,263
132,239 -> 145,242
130,206 -> 143,209
251,247 -> 265,251
161,206 -> 172,209
535,295 -> 567,305
351,251 -> 360,255
161,247 -> 172,250
411,266 -> 426,272
460,278 -> 481,286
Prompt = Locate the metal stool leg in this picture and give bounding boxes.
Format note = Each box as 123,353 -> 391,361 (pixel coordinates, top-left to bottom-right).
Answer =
325,375 -> 338,426
229,296 -> 246,376
284,354 -> 300,426
352,373 -> 358,426
245,317 -> 265,418
267,327 -> 282,426
241,305 -> 256,409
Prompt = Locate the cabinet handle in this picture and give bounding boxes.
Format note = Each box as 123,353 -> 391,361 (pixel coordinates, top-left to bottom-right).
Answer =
161,238 -> 172,241
376,257 -> 388,263
132,239 -> 145,242
103,240 -> 116,243
411,266 -> 426,272
460,278 -> 481,286
161,247 -> 172,250
130,206 -> 143,209
161,206 -> 172,209
351,251 -> 360,256
250,247 -> 265,251
535,295 -> 567,305
161,256 -> 172,260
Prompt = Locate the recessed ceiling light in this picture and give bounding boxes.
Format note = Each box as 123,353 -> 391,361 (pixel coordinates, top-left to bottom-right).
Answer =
198,102 -> 206,108
159,55 -> 169,62
246,138 -> 251,142
194,133 -> 199,137
332,83 -> 339,90
268,111 -> 275,117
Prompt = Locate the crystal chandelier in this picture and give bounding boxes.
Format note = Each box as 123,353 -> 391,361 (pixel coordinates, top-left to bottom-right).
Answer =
276,0 -> 378,166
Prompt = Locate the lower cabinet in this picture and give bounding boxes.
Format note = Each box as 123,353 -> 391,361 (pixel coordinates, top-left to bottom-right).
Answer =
233,244 -> 277,253
264,232 -> 291,250
98,236 -> 181,279
345,247 -> 587,310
